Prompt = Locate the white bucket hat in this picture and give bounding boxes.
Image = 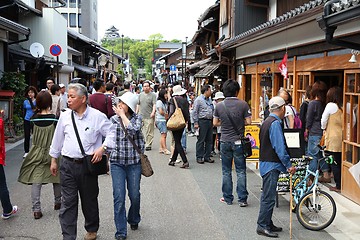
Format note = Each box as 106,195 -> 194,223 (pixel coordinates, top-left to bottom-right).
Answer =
213,92 -> 225,100
172,85 -> 187,96
116,92 -> 138,113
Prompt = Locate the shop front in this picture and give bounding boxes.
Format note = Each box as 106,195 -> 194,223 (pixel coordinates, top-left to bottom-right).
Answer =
219,2 -> 360,204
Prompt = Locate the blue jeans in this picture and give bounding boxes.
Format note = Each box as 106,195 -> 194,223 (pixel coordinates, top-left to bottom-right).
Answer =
220,141 -> 248,204
257,169 -> 280,230
307,135 -> 329,173
110,162 -> 141,238
181,128 -> 186,151
0,164 -> 13,214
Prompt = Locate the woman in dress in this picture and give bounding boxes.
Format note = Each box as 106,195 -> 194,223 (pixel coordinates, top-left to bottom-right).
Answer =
321,86 -> 343,191
23,86 -> 38,158
168,85 -> 190,168
155,89 -> 171,155
18,90 -> 61,219
109,92 -> 144,240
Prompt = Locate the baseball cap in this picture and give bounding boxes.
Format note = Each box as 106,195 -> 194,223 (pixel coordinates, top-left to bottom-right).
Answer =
59,83 -> 65,88
269,96 -> 285,110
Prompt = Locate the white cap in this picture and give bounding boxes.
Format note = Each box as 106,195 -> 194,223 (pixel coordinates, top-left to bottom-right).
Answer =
269,96 -> 286,110
116,92 -> 138,113
213,92 -> 225,100
172,85 -> 187,96
59,83 -> 65,88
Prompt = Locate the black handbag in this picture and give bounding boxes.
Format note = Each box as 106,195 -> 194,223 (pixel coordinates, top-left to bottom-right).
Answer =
71,111 -> 108,176
222,102 -> 253,158
119,118 -> 154,177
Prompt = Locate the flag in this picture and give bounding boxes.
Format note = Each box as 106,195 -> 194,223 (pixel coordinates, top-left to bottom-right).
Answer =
278,53 -> 288,79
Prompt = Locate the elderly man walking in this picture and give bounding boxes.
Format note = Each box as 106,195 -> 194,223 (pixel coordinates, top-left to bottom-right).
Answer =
256,96 -> 296,238
193,84 -> 214,164
49,83 -> 115,240
136,81 -> 156,151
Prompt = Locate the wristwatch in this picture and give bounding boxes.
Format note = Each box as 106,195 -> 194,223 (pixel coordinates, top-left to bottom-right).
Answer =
102,145 -> 107,151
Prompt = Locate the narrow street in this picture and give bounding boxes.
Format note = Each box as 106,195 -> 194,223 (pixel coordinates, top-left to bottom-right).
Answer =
1,131 -> 359,240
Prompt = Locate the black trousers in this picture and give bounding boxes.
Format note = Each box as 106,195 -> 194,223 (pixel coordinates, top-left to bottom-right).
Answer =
196,119 -> 213,160
171,128 -> 188,163
59,157 -> 99,240
23,120 -> 32,153
327,151 -> 342,189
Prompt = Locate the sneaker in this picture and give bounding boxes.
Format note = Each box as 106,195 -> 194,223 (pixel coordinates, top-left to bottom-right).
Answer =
1,205 -> 18,220
163,149 -> 171,155
220,197 -> 232,205
239,202 -> 248,207
23,152 -> 28,158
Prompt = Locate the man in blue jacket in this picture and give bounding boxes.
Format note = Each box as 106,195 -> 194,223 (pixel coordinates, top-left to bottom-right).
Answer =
256,96 -> 296,238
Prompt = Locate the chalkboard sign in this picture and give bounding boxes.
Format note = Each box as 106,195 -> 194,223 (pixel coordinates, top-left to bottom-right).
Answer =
283,129 -> 305,158
277,158 -> 307,192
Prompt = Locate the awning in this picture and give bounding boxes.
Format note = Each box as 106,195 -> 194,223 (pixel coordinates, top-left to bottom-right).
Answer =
0,16 -> 30,36
8,44 -> 56,62
194,61 -> 220,78
187,58 -> 212,70
68,46 -> 82,56
73,63 -> 97,75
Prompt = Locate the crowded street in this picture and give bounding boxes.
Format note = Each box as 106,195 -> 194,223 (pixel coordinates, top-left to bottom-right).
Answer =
1,131 -> 359,240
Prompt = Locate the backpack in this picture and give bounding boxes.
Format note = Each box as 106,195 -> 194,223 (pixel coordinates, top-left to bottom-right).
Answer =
287,105 -> 302,129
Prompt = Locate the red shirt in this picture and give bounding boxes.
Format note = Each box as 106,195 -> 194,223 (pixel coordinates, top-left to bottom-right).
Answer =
88,93 -> 115,119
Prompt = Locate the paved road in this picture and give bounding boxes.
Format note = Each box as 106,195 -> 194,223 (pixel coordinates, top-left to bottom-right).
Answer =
0,131 -> 351,239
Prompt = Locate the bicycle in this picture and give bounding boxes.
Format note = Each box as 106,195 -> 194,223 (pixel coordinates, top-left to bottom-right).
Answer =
291,145 -> 337,231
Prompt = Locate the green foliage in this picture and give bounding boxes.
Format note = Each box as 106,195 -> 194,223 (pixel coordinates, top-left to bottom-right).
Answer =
0,72 -> 27,123
101,33 -> 175,80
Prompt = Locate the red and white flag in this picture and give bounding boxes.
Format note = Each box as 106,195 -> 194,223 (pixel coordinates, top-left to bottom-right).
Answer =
278,53 -> 288,80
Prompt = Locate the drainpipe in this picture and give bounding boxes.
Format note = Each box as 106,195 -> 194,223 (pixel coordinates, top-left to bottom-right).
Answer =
8,31 -> 30,45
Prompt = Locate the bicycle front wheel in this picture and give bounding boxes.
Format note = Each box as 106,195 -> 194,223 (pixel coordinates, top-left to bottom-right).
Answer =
296,190 -> 336,231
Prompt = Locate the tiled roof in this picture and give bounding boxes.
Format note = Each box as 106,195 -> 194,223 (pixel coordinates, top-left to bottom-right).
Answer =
330,0 -> 360,14
210,0 -> 327,54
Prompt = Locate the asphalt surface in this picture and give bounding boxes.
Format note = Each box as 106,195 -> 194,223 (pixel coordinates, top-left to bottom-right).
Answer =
0,131 -> 349,240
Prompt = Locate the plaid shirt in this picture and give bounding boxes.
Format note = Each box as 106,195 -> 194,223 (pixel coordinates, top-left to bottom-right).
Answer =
109,114 -> 144,165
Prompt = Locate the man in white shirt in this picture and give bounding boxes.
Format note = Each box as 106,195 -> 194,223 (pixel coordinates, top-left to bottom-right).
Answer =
49,83 -> 115,240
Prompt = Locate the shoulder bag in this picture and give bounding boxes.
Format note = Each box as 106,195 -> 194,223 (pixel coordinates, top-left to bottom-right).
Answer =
119,118 -> 154,177
167,97 -> 186,131
71,111 -> 108,176
222,102 -> 252,158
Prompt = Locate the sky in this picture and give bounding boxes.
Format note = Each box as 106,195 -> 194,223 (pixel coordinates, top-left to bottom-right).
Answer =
97,0 -> 217,42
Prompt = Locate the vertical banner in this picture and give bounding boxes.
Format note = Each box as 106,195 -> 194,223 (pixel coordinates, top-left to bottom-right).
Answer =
244,124 -> 260,159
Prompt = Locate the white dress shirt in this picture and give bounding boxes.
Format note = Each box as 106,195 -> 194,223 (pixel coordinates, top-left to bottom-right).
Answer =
49,106 -> 115,159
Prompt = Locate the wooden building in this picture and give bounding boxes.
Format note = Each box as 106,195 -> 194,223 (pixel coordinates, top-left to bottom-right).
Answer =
211,0 -> 360,204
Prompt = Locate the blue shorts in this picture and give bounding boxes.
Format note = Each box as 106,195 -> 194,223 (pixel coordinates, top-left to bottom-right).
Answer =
156,121 -> 167,134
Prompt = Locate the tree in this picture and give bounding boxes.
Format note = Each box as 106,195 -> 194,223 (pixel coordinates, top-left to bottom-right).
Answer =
100,33 -> 177,80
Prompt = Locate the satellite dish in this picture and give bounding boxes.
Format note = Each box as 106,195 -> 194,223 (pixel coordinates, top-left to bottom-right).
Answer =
30,42 -> 45,58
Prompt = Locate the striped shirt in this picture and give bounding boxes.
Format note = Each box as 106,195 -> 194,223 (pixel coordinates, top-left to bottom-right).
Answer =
193,94 -> 214,124
109,114 -> 144,165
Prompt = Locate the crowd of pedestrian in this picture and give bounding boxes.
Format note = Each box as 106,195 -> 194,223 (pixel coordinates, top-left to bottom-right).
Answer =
0,75 -> 344,239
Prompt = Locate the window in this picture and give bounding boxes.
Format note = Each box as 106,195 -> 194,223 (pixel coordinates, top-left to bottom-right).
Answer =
61,13 -> 68,23
69,0 -> 76,8
69,13 -> 76,27
78,14 -> 81,28
78,0 -> 81,8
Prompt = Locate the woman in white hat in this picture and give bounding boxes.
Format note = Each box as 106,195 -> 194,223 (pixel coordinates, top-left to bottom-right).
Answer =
168,85 -> 190,168
109,92 -> 145,240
